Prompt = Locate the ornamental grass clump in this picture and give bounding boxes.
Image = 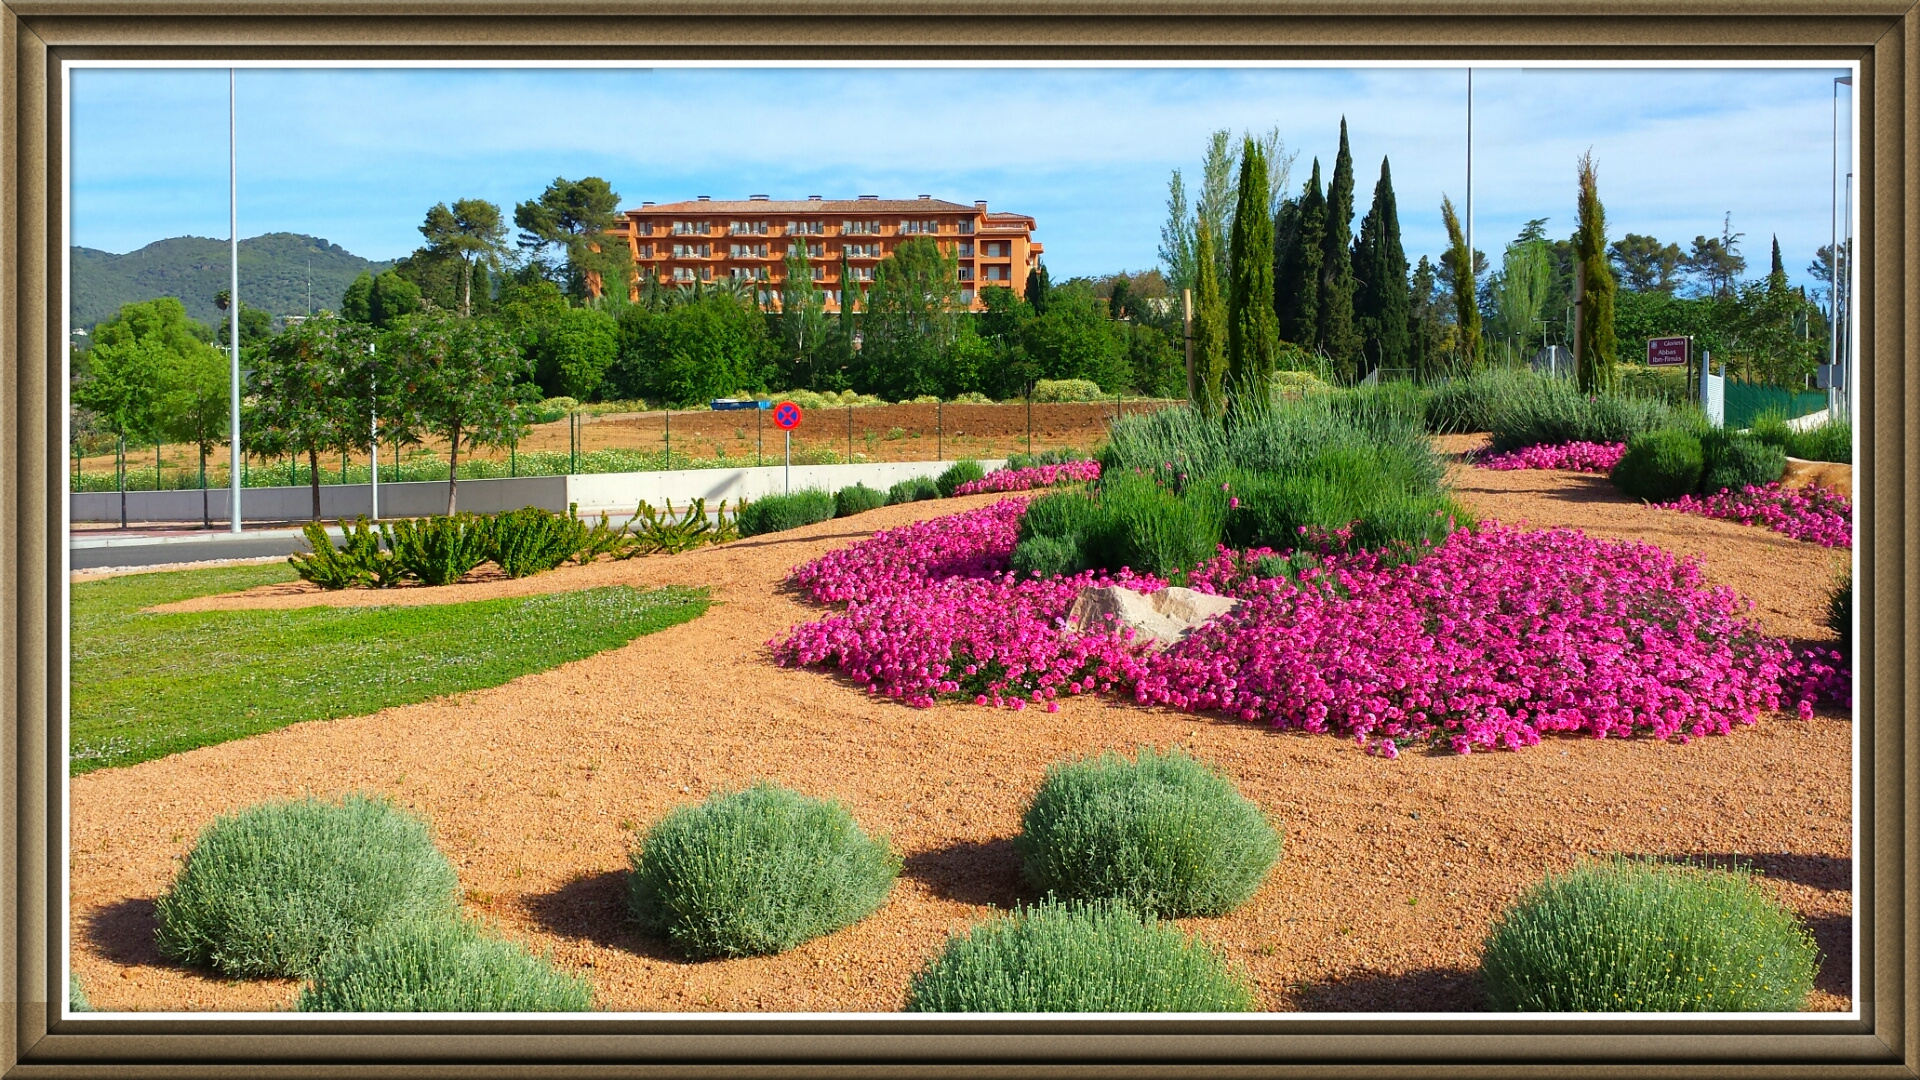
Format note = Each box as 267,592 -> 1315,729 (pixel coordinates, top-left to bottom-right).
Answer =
903,899 -> 1255,1013
1015,747 -> 1280,917
626,783 -> 900,959
1698,430 -> 1787,495
1480,858 -> 1818,1012
734,489 -> 835,537
935,459 -> 986,498
1486,383 -> 1673,452
297,917 -> 593,1013
887,476 -> 941,505
1610,428 -> 1705,502
154,795 -> 459,978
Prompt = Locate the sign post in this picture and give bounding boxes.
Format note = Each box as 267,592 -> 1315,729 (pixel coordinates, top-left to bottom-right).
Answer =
773,400 -> 803,494
1646,335 -> 1690,368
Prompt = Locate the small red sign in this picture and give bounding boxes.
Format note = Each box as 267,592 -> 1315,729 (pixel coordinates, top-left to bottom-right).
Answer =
1647,336 -> 1690,367
772,401 -> 803,430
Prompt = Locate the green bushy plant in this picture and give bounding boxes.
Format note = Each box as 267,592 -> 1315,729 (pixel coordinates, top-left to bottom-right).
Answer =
627,783 -> 900,959
154,794 -> 460,978
887,476 -> 940,505
68,973 -> 90,1013
574,506 -> 633,561
936,460 -> 986,498
734,490 -> 835,537
903,899 -> 1255,1013
623,498 -> 726,555
1610,428 -> 1705,502
1699,430 -> 1787,494
1424,368 -> 1548,434
489,506 -> 588,579
1481,858 -> 1818,1012
1004,446 -> 1093,471
1015,747 -> 1280,918
1219,448 -> 1458,559
1789,417 -> 1852,463
949,391 -> 994,404
1030,378 -> 1106,403
1488,382 -> 1674,452
1009,534 -> 1085,579
1084,471 -> 1226,580
297,917 -> 592,1013
834,483 -> 888,518
288,520 -> 373,590
382,514 -> 492,586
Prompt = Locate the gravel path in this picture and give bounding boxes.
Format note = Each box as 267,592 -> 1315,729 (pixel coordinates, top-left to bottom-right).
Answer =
68,459 -> 1854,1014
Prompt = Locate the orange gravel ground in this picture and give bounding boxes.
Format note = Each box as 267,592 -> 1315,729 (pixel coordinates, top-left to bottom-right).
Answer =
68,441 -> 1855,1014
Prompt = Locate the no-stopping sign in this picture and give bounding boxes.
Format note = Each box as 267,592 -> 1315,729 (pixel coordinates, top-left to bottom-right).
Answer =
772,401 -> 803,430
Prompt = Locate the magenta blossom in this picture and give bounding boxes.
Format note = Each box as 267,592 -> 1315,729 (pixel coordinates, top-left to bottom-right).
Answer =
1475,441 -> 1628,474
951,459 -> 1102,497
1662,482 -> 1852,548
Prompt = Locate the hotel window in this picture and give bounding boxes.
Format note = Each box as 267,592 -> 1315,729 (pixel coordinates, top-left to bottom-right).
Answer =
730,266 -> 770,281
958,220 -> 975,235
843,243 -> 880,258
671,221 -> 709,236
730,243 -> 770,258
957,267 -> 973,281
637,222 -> 654,236
730,221 -> 769,236
958,242 -> 973,258
672,267 -> 696,282
702,266 -> 713,281
842,220 -> 880,235
789,221 -> 824,235
984,265 -> 1009,281
961,288 -> 974,304
813,265 -> 826,281
848,266 -> 873,281
899,220 -> 939,235
673,243 -> 711,259
638,243 -> 654,259
981,241 -> 1007,257
807,243 -> 825,258
825,289 -> 840,305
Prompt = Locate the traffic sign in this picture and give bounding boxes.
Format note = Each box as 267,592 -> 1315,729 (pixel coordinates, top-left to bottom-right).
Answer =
773,401 -> 803,430
1647,336 -> 1690,367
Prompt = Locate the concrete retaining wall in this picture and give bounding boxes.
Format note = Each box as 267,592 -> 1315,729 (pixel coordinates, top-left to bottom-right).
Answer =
70,460 -> 1006,522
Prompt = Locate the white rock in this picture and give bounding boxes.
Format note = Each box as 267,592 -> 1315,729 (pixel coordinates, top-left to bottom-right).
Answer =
1066,584 -> 1243,651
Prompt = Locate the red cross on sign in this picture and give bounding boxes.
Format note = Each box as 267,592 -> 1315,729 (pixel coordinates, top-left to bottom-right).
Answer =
773,401 -> 803,430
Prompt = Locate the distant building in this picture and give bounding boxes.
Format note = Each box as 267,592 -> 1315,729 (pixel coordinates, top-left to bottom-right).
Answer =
612,195 -> 1042,312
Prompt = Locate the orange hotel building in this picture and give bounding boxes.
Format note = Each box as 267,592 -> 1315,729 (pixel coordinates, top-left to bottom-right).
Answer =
612,194 -> 1041,312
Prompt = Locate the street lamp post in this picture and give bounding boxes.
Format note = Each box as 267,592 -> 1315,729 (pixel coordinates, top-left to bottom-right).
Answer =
369,341 -> 379,520
227,68 -> 242,533
1830,74 -> 1852,418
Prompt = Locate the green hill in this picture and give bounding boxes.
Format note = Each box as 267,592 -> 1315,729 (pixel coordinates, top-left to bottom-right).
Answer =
71,233 -> 395,333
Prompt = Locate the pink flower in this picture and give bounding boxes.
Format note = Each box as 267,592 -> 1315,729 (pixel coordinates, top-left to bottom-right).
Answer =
1474,441 -> 1628,474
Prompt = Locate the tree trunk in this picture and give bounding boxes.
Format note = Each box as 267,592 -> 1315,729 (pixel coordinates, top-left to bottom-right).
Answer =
308,446 -> 323,521
446,421 -> 461,516
200,444 -> 210,529
462,258 -> 473,318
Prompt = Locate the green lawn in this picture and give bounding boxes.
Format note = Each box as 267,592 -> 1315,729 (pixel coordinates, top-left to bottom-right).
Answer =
70,563 -> 709,775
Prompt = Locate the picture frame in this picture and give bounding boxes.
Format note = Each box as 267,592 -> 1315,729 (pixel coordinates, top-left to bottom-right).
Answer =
3,4 -> 1913,1076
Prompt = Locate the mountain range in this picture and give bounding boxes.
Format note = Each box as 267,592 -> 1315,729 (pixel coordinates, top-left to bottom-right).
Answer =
71,233 -> 395,333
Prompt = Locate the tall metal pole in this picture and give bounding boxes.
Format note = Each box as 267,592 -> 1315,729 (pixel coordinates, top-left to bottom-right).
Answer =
1830,76 -> 1849,417
369,342 -> 379,520
1183,288 -> 1195,403
228,69 -> 243,534
1465,68 -> 1473,284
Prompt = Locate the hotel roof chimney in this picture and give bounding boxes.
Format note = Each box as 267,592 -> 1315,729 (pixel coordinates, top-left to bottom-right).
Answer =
750,194 -> 770,201
974,200 -> 988,209
808,195 -> 823,201
858,194 -> 878,201
697,195 -> 711,202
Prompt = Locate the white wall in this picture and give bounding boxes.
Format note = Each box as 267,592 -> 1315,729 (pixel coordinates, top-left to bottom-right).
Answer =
564,459 -> 1006,513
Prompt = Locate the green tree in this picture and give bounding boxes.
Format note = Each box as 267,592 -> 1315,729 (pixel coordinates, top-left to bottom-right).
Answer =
1024,261 -> 1052,317
73,335 -> 166,516
420,198 -> 509,316
1682,214 -> 1746,299
1572,151 -> 1619,394
341,271 -> 374,324
1406,255 -> 1450,380
1196,130 -> 1239,288
1274,159 -> 1325,351
1316,119 -> 1362,382
1609,233 -> 1683,293
854,237 -> 963,400
977,284 -> 1032,344
1226,137 -> 1279,406
246,315 -> 377,520
1158,168 -> 1196,296
610,291 -> 773,406
514,177 -> 629,302
1191,213 -> 1230,416
212,289 -> 271,348
155,344 -> 232,526
779,244 -> 830,389
1020,282 -> 1129,393
1489,235 -> 1553,362
1769,234 -> 1788,289
530,305 -> 620,400
1440,195 -> 1484,372
383,309 -> 530,514
368,271 -> 422,330
1352,155 -> 1411,379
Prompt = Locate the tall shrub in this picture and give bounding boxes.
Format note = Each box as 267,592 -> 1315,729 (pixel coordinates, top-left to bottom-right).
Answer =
1317,119 -> 1362,382
1440,196 -> 1484,372
1226,138 -> 1279,410
1574,151 -> 1620,395
1352,156 -> 1411,380
1191,214 -> 1230,418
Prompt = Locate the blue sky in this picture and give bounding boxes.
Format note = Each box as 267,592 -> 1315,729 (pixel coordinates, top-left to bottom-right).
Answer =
71,64 -> 1854,290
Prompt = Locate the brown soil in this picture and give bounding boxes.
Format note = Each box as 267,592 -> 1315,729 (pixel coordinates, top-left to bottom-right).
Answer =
78,401 -> 1171,478
69,446 -> 1853,1014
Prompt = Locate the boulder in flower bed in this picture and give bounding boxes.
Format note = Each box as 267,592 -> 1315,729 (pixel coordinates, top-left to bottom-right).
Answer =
1065,585 -> 1242,651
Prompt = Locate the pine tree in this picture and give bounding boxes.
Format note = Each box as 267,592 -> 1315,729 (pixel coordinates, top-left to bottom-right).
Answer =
1441,195 -> 1485,372
1769,234 -> 1788,290
1191,213 -> 1230,418
1275,159 -> 1325,350
1572,151 -> 1618,394
1407,255 -> 1449,380
1352,156 -> 1411,379
1318,119 -> 1362,382
1226,137 -> 1280,407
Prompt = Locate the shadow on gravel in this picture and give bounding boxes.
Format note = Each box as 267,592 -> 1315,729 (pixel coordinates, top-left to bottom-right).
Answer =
1292,965 -> 1485,1012
519,869 -> 686,964
1805,914 -> 1854,1001
82,896 -> 164,968
900,837 -> 1031,909
1632,852 -> 1852,892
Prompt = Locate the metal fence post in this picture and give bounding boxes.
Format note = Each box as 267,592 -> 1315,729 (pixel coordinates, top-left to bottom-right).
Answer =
937,400 -> 942,461
847,404 -> 853,463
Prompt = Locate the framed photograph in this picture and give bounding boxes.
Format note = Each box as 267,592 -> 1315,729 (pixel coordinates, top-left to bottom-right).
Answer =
3,4 -> 1913,1076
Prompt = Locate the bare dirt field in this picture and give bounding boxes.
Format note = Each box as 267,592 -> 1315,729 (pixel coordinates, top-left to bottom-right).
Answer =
68,442 -> 1854,1014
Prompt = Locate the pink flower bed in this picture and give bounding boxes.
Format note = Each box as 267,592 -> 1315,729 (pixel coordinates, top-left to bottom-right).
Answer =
951,459 -> 1101,496
1475,441 -> 1628,473
1661,482 -> 1852,548
771,501 -> 1850,752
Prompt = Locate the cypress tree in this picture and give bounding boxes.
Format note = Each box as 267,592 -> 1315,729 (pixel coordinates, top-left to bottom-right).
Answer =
1769,234 -> 1788,289
1317,119 -> 1362,382
1353,156 -> 1411,379
1407,255 -> 1448,381
1572,151 -> 1618,394
1275,160 -> 1325,350
1226,137 -> 1280,407
1191,213 -> 1230,418
1441,195 -> 1485,372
